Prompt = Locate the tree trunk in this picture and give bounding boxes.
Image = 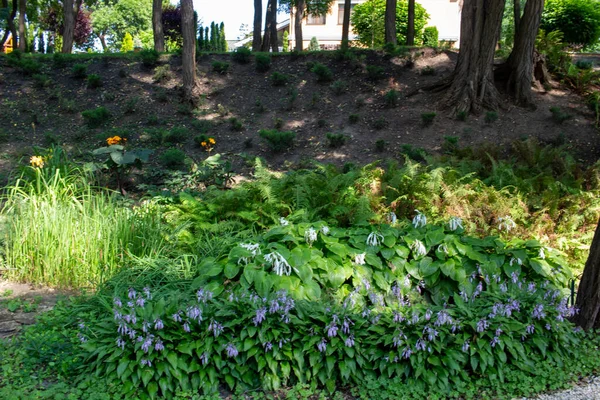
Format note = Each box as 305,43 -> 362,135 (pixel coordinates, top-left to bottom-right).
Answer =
342,0 -> 352,50
18,0 -> 25,51
62,0 -> 74,53
269,0 -> 278,52
261,0 -> 272,52
573,220 -> 600,330
252,0 -> 262,51
385,0 -> 397,45
501,0 -> 544,107
0,0 -> 11,51
98,33 -> 108,52
294,0 -> 305,51
181,0 -> 196,102
441,0 -> 505,114
406,0 -> 415,45
514,0 -> 520,38
152,0 -> 164,52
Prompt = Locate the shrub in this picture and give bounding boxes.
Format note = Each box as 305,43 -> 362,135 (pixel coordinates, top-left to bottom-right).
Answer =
485,111 -> 498,123
421,111 -> 436,126
384,89 -> 399,107
274,118 -> 284,129
259,129 -> 295,152
256,54 -> 271,72
375,139 -> 387,151
550,106 -> 573,123
317,119 -> 327,128
366,65 -> 385,80
326,132 -> 348,148
120,32 -> 134,52
153,65 -> 173,82
456,110 -> 468,121
421,65 -> 436,75
87,74 -> 102,89
160,148 -> 187,168
576,59 -> 594,70
82,107 -> 111,128
140,49 -> 160,67
541,0 -> 600,47
308,36 -> 320,51
52,52 -> 67,68
212,61 -> 230,74
271,71 -> 290,86
191,119 -> 213,133
32,74 -> 51,88
17,59 -> 42,76
232,46 -> 252,64
372,117 -> 388,130
124,97 -> 139,114
72,63 -> 87,79
311,62 -> 333,82
178,103 -> 194,116
400,143 -> 428,161
154,88 -> 169,103
349,113 -> 360,124
229,117 -> 244,131
165,127 -> 189,143
422,26 -> 439,47
330,79 -> 348,95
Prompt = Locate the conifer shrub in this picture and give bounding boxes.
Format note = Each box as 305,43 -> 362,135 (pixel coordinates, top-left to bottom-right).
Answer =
255,54 -> 271,72
311,62 -> 333,82
72,64 -> 88,79
82,107 -> 111,128
259,129 -> 295,152
232,47 -> 252,64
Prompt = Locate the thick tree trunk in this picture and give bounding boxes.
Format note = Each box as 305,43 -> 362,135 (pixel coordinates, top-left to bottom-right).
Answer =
261,0 -> 273,52
502,0 -> 544,107
406,0 -> 415,46
385,0 -> 396,45
152,0 -> 164,52
341,0 -> 352,50
62,0 -> 74,53
269,0 -> 278,52
98,33 -> 108,52
572,220 -> 600,330
514,0 -> 520,38
181,0 -> 196,102
442,0 -> 505,114
2,0 -> 17,53
0,0 -> 11,51
18,0 -> 25,51
294,0 -> 305,51
252,0 -> 262,51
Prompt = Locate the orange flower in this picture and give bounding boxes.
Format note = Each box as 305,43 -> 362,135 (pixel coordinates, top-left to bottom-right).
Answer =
201,141 -> 207,147
106,136 -> 124,146
209,138 -> 216,145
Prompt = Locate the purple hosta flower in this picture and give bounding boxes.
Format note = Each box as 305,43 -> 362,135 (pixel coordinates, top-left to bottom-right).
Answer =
186,306 -> 202,322
393,311 -> 405,324
278,338 -> 290,349
410,313 -> 420,325
573,326 -> 583,333
136,296 -> 146,308
402,346 -> 413,359
77,332 -> 87,343
556,299 -> 577,321
143,287 -> 152,300
342,317 -> 353,334
526,324 -> 535,335
452,324 -> 461,333
403,275 -> 411,288
366,232 -> 384,247
200,352 -> 209,365
391,284 -> 402,299
532,304 -> 546,320
305,227 -> 318,246
435,310 -> 452,326
459,291 -> 469,302
279,217 -> 289,226
113,310 -> 123,321
117,322 -> 128,336
410,240 -> 427,257
498,216 -> 516,232
416,280 -> 426,294
412,210 -> 427,228
507,299 -> 521,314
424,326 -> 439,341
265,251 -> 292,276
371,314 -> 382,325
128,328 -> 137,340
141,321 -> 151,333
154,318 -> 164,330
415,339 -> 427,352
253,307 -> 267,326
154,338 -> 165,352
511,271 -> 520,284
116,337 -> 126,350
469,272 -> 477,283
476,319 -> 489,333
484,275 -> 491,285
137,336 -> 144,342
393,334 -> 404,348
489,303 -> 503,319
140,359 -> 152,367
225,343 -> 239,358
355,253 -> 366,266
499,282 -> 508,293
196,288 -> 213,303
495,327 -> 503,337
208,320 -> 224,337
369,292 -> 384,307
263,342 -> 273,352
462,340 -> 470,353
128,288 -> 136,300
183,321 -> 191,333
141,336 -> 153,353
172,311 -> 183,323
425,309 -> 432,321
127,301 -> 134,308
545,323 -> 552,331
345,334 -> 355,348
317,338 -> 327,353
527,282 -> 537,293
490,336 -> 501,348
113,297 -> 123,308
473,282 -> 484,298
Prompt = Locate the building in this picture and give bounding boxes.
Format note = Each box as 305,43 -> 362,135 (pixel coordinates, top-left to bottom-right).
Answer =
287,0 -> 461,50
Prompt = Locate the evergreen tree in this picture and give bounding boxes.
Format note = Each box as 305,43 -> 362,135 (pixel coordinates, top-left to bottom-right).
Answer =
219,22 -> 226,51
283,30 -> 289,51
38,32 -> 45,53
210,21 -> 216,50
198,25 -> 204,50
121,32 -> 134,52
204,27 -> 209,50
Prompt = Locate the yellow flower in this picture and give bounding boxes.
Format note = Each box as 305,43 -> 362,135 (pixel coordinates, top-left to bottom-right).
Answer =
30,156 -> 44,168
209,138 -> 216,145
106,136 -> 123,146
201,141 -> 207,147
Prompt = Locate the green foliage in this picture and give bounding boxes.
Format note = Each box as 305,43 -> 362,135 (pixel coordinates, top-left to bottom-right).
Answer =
536,30 -> 571,72
283,30 -> 289,52
32,73 -> 51,88
330,79 -> 348,95
311,62 -> 333,82
384,89 -> 399,107
259,129 -> 296,152
375,139 -> 387,152
140,49 -> 160,67
366,65 -> 385,81
6,53 -> 43,76
153,65 -> 173,82
72,63 -> 88,79
271,71 -> 290,86
550,106 -> 573,123
52,52 -> 67,68
165,127 -> 190,144
575,59 -> 594,70
456,111 -> 468,121
326,132 -> 348,148
372,117 -> 388,130
349,114 -> 360,124
212,61 -> 230,74
421,112 -> 436,126
82,107 -> 111,128
485,111 -> 499,124
87,74 -> 102,89
229,117 -> 244,131
120,32 -> 134,52
308,36 -> 320,51
231,46 -> 252,64
124,96 -> 139,114
563,63 -> 599,93
541,0 -> 600,47
160,148 -> 187,169
255,54 -> 272,72
420,65 -> 436,76
422,26 -> 439,47
352,0 -> 430,47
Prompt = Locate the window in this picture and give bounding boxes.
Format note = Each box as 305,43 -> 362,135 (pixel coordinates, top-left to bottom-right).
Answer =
338,3 -> 356,25
307,13 -> 326,25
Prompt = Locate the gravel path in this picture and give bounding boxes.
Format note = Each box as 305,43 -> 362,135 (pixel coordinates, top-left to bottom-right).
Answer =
529,376 -> 600,400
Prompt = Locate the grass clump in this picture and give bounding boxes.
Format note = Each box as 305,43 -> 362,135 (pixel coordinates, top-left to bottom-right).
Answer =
71,63 -> 87,79
384,89 -> 399,107
160,148 -> 187,168
366,65 -> 385,81
140,49 -> 160,67
82,106 -> 111,128
212,61 -> 230,74
255,54 -> 271,72
375,139 -> 387,152
271,71 -> 290,86
32,74 -> 51,88
232,47 -> 252,64
550,106 -> 573,123
349,113 -> 360,124
153,65 -> 173,82
420,66 -> 436,76
456,110 -> 468,121
259,129 -> 295,152
86,74 -> 102,89
421,111 -> 436,126
311,62 -> 333,82
485,111 -> 498,123
165,127 -> 189,144
372,117 -> 388,130
326,132 -> 348,148
229,117 -> 244,131
330,79 -> 347,95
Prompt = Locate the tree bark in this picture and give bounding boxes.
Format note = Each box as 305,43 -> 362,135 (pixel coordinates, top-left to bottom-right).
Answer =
98,33 -> 108,52
406,0 -> 415,45
181,0 -> 196,102
252,0 -> 262,51
385,0 -> 397,45
0,0 -> 12,51
342,0 -> 352,50
18,0 -> 25,51
514,0 -> 520,38
269,0 -> 278,52
573,220 -> 600,330
261,0 -> 273,51
441,0 -> 505,114
152,0 -> 164,52
62,0 -> 74,53
294,0 -> 305,51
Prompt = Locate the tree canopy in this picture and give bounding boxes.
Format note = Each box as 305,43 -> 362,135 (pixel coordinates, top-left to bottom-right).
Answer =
541,0 -> 600,47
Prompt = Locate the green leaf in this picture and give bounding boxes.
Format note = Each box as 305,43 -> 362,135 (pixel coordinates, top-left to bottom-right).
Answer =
142,369 -> 154,387
383,234 -> 396,247
243,264 -> 257,284
224,263 -> 240,279
529,259 -> 552,278
177,342 -> 194,356
147,381 -> 158,400
166,352 -> 178,370
327,267 -> 347,287
117,359 -> 129,378
295,263 -> 314,283
111,151 -> 138,165
419,257 -> 438,276
405,261 -> 422,279
365,253 -> 383,269
326,242 -> 348,258
92,145 -> 124,155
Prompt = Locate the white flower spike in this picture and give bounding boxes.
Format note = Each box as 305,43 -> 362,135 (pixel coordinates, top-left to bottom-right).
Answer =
448,216 -> 463,231
411,240 -> 427,257
412,210 -> 427,229
279,217 -> 289,227
305,227 -> 318,245
264,251 -> 291,276
355,253 -> 366,265
366,232 -> 384,247
498,216 -> 516,232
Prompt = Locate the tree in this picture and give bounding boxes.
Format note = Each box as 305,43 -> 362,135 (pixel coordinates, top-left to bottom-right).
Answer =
279,0 -> 334,51
541,0 -> 600,48
406,0 -> 414,45
282,30 -> 288,51
219,22 -> 226,51
351,0 -> 429,48
293,0 -> 304,51
308,36 -> 319,50
384,0 -> 396,45
91,0 -> 152,52
572,220 -> 600,330
261,0 -> 277,52
181,0 -> 195,102
341,0 -> 352,50
61,0 -> 78,53
152,0 -> 164,51
120,31 -> 133,52
252,0 -> 261,51
18,0 -> 25,51
0,0 -> 17,53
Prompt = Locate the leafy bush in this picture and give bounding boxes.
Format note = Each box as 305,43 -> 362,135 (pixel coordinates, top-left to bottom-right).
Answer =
575,59 -> 594,70
330,79 -> 348,95
124,97 -> 139,114
326,132 -> 348,148
541,0 -> 600,47
366,65 -> 385,80
259,129 -> 296,152
32,74 -> 51,88
212,61 -> 230,74
72,63 -> 88,79
384,89 -> 399,107
422,26 -> 439,47
311,62 -> 333,82
229,117 -> 244,131
256,54 -> 272,72
485,111 -> 498,123
17,59 -> 43,76
271,71 -> 290,86
421,112 -> 436,126
86,74 -> 102,89
232,46 -> 252,64
549,106 -> 572,123
160,148 -> 187,168
165,127 -> 189,143
308,36 -> 320,51
140,49 -> 160,67
52,52 -> 67,68
153,65 -> 173,82
82,107 -> 111,128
